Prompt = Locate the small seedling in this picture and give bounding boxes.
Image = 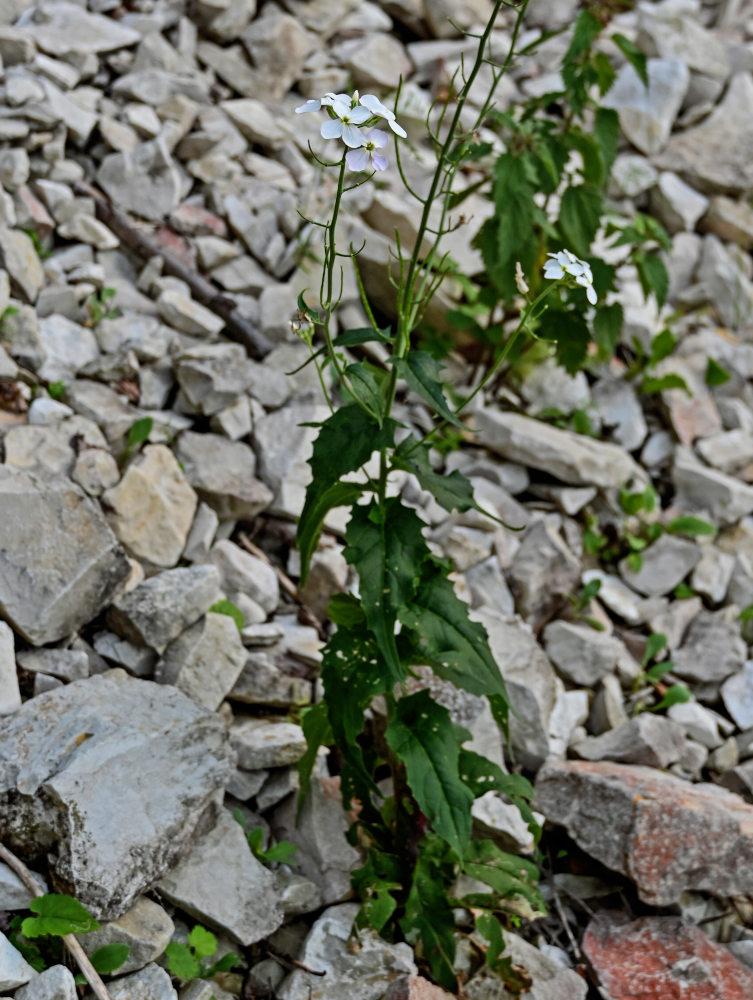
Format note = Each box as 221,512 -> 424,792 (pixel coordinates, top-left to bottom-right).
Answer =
165,925 -> 240,981
47,381 -> 66,401
86,287 -> 119,326
120,416 -> 153,463
234,809 -> 298,864
209,599 -> 244,633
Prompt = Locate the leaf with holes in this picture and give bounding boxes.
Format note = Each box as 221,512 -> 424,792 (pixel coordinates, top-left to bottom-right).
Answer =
400,837 -> 458,991
393,435 -> 475,514
393,351 -> 463,428
463,839 -> 544,914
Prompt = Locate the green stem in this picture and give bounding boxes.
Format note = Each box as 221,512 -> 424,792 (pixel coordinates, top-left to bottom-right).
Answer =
320,156 -> 349,387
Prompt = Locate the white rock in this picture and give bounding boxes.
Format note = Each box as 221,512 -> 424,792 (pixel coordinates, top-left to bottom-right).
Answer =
0,932 -> 36,991
0,621 -> 20,716
602,58 -> 689,156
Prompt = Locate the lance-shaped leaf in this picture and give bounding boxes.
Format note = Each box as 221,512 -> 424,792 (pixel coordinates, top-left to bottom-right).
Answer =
400,836 -> 458,991
393,435 -> 475,514
344,362 -> 385,424
386,690 -> 473,856
393,351 -> 464,428
297,702 -> 333,804
344,498 -> 431,684
399,558 -> 509,707
463,839 -> 544,915
296,405 -> 395,583
458,750 -> 540,839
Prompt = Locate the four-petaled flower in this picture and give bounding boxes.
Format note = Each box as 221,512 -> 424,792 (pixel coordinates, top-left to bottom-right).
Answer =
346,129 -> 390,172
358,94 -> 407,138
544,249 -> 597,304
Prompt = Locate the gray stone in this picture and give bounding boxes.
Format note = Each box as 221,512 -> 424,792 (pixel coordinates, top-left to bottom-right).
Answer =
475,410 -> 645,488
108,565 -> 221,653
103,445 -> 198,569
618,533 -> 701,597
650,172 -> 709,234
277,869 -> 323,918
0,621 -> 20,717
609,152 -> 659,198
175,343 -> 253,414
277,903 -> 416,1000
182,502 -> 219,564
589,674 -> 630,735
543,620 -> 640,687
696,429 -> 753,476
66,379 -> 143,445
668,701 -> 724,749
655,73 -> 753,195
93,631 -> 157,677
15,965 -> 76,1000
701,194 -> 753,248
0,932 -> 36,991
602,58 -> 689,156
209,540 -> 279,615
690,544 -> 735,602
696,233 -> 753,329
17,1 -> 140,55
0,670 -> 233,918
72,448 -> 121,497
573,715 -> 686,769
471,792 -> 538,854
722,661 -> 753,730
591,377 -> 647,451
80,897 -> 174,975
158,809 -> 283,946
156,612 -> 247,711
230,718 -> 307,769
0,227 -> 44,302
465,931 -> 586,1000
98,139 -> 188,222
472,607 -> 560,768
230,651 -> 312,708
0,467 -> 130,645
637,5 -> 730,81
240,9 -> 314,100
253,403 -> 330,518
175,431 -> 273,521
507,520 -> 581,628
672,608 -> 747,684
16,648 -> 89,682
674,446 -> 753,525
108,963 -> 177,1000
157,289 -> 225,338
0,861 -> 46,910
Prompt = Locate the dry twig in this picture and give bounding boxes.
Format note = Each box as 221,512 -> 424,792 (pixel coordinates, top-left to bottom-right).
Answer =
0,842 -> 115,1000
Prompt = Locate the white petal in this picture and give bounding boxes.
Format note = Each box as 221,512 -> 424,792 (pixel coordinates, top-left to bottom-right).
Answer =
586,284 -> 597,305
331,98 -> 352,119
360,94 -> 390,117
566,261 -> 587,277
372,152 -> 389,171
341,123 -> 365,147
349,106 -> 371,125
367,128 -> 389,148
389,119 -> 407,138
346,147 -> 370,171
295,99 -> 321,114
321,118 -> 343,139
544,263 -> 564,280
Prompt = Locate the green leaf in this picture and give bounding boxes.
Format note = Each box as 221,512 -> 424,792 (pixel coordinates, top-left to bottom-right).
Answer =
400,837 -> 457,992
205,952 -> 241,976
635,251 -> 669,307
393,352 -> 463,428
334,326 -> 391,347
22,894 -> 100,938
458,750 -> 540,839
463,839 -> 544,913
538,309 -> 591,375
666,515 -> 717,537
47,381 -> 67,401
189,925 -> 217,961
298,702 -> 333,803
646,661 -> 675,683
393,436 -> 475,514
297,405 -> 395,583
475,911 -> 506,972
345,498 -> 430,684
650,328 -> 677,366
741,605 -> 753,622
642,632 -> 667,667
262,839 -> 298,864
674,582 -> 696,599
208,599 -> 244,632
626,552 -> 643,572
90,943 -> 130,975
327,593 -> 366,627
353,851 -> 402,934
126,416 -> 153,448
593,302 -> 623,359
166,942 -> 201,980
642,373 -> 691,396
592,52 -> 617,96
399,558 -> 508,716
566,10 -> 602,62
558,184 -> 603,258
344,362 -> 384,424
649,684 -> 691,712
476,154 -> 538,301
706,358 -> 731,386
613,33 -> 649,87
386,690 -> 473,855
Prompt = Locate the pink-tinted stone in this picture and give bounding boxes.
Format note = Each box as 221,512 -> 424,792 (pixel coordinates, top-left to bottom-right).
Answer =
584,914 -> 753,1000
17,184 -> 54,238
384,975 -> 454,1000
169,202 -> 227,237
535,760 -> 753,905
152,225 -> 197,269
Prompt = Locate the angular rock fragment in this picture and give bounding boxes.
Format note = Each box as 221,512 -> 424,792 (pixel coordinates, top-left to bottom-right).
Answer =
572,715 -> 686,769
108,963 -> 177,1000
175,431 -> 272,521
507,520 -> 581,628
536,760 -> 753,905
157,810 -> 283,946
0,670 -> 234,918
0,467 -> 130,645
14,965 -> 76,1000
0,932 -> 36,991
584,914 -> 753,1000
155,612 -> 247,711
79,897 -> 174,975
0,621 -> 20,716
17,1 -> 140,55
543,620 -> 640,687
618,533 -> 700,597
108,565 -> 221,652
230,718 -> 307,769
673,446 -> 753,525
464,930 -> 586,1000
175,343 -> 253,414
602,58 -> 689,156
671,608 -> 746,683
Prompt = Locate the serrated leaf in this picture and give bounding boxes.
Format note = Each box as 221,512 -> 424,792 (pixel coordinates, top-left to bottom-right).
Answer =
296,405 -> 395,583
166,942 -> 201,980
635,251 -> 669,307
558,183 -> 603,258
566,10 -> 602,62
208,599 -> 244,632
262,840 -> 298,863
189,925 -> 217,960
393,435 -> 475,514
462,839 -> 543,913
22,894 -> 100,938
593,303 -> 623,359
568,130 -> 605,186
613,33 -> 648,87
327,592 -> 366,627
345,498 -> 430,684
298,702 -> 333,803
458,751 -> 540,839
386,691 -> 473,856
393,351 -> 463,428
90,943 -> 130,975
706,357 -> 731,386
475,911 -> 506,972
205,952 -> 241,976
592,51 -> 617,96
344,362 -> 384,424
666,515 -> 717,537
400,838 -> 457,991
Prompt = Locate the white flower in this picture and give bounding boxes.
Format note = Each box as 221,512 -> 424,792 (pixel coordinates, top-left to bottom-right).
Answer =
346,129 -> 389,172
544,249 -> 597,304
514,261 -> 529,295
358,94 -> 408,138
294,93 -> 349,114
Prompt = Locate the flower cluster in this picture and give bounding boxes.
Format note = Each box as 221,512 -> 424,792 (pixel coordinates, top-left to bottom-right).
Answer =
544,249 -> 597,304
295,91 -> 406,171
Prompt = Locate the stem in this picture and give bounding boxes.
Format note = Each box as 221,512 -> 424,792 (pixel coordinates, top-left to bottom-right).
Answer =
0,843 -> 115,1000
320,156 -> 349,388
